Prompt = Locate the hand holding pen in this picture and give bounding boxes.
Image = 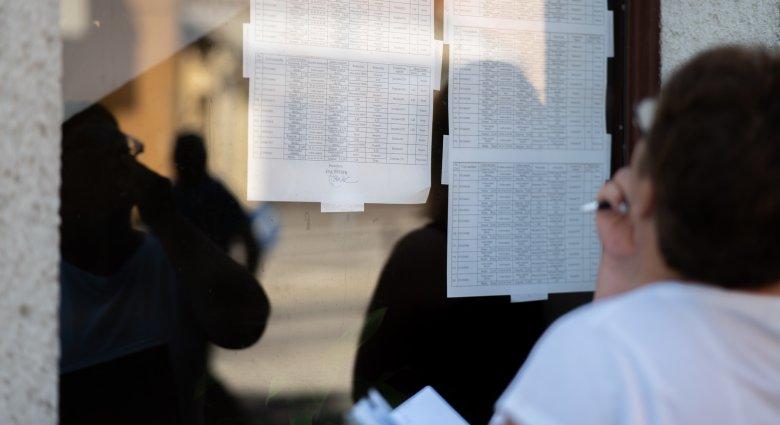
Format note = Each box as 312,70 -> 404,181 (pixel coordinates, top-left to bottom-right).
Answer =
582,168 -> 639,299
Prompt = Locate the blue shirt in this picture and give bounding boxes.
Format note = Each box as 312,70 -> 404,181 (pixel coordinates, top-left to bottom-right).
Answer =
60,235 -> 205,424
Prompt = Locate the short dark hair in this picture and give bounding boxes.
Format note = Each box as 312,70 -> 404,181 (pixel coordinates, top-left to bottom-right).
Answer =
642,46 -> 780,289
61,103 -> 123,157
63,103 -> 119,133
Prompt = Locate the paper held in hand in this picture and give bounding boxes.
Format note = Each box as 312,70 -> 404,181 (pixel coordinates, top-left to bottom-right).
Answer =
347,386 -> 470,425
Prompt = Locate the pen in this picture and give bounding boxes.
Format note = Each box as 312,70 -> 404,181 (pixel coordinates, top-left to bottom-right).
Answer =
580,200 -> 629,214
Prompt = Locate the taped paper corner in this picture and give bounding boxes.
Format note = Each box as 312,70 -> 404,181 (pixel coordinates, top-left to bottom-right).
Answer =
321,202 -> 365,213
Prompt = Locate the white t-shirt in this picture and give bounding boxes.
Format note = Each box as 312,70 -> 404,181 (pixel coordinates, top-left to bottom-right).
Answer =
491,281 -> 780,425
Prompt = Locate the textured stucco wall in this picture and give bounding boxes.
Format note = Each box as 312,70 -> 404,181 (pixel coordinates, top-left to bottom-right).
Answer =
0,1 -> 61,424
661,0 -> 780,79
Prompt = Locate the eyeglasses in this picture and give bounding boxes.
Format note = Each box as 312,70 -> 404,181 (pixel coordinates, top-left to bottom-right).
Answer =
633,98 -> 657,138
126,135 -> 144,157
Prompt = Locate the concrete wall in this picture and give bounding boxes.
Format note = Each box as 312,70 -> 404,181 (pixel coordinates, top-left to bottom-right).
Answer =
0,1 -> 61,424
661,0 -> 780,80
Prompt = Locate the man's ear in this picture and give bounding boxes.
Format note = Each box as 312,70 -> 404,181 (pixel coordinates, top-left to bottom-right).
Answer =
635,177 -> 655,219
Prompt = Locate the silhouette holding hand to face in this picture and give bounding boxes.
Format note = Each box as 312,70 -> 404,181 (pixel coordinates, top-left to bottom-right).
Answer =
59,104 -> 270,425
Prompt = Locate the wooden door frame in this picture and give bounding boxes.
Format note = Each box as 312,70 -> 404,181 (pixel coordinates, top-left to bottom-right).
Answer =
611,0 -> 661,168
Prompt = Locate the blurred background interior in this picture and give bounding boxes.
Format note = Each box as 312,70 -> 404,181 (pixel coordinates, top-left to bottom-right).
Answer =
62,0 -> 430,423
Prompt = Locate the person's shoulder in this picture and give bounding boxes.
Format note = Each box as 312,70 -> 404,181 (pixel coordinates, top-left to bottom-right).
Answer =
497,282 -> 769,425
559,281 -> 690,324
206,175 -> 230,192
540,281 -> 703,356
376,223 -> 447,299
386,223 -> 447,269
177,175 -> 234,198
207,176 -> 244,208
495,287 -> 683,418
525,284 -> 658,343
493,291 -> 652,425
393,222 -> 446,254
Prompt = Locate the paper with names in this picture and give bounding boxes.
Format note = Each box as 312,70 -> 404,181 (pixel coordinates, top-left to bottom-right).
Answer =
446,146 -> 610,298
446,0 -> 608,26
445,0 -> 612,298
244,1 -> 436,206
251,0 -> 433,56
447,16 -> 609,152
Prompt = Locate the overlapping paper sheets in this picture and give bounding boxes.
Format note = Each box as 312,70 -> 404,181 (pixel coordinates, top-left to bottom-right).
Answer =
243,1 -> 438,210
444,0 -> 615,298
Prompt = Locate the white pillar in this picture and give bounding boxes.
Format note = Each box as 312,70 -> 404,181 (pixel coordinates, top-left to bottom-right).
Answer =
0,1 -> 61,424
661,0 -> 780,80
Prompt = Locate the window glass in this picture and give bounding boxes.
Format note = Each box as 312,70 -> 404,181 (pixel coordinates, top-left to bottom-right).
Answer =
61,2 -> 431,424
60,1 -> 595,424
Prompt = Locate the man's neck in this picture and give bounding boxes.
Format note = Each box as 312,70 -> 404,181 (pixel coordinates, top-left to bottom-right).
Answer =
634,229 -> 681,286
634,263 -> 680,287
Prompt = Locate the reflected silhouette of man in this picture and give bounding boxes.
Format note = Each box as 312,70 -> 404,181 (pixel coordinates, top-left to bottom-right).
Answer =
59,104 -> 270,425
171,132 -> 263,425
172,133 -> 261,274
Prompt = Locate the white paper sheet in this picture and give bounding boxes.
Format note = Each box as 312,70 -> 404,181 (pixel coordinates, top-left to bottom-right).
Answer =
441,135 -> 450,185
448,0 -> 607,28
251,0 -> 433,57
244,2 -> 437,206
243,23 -> 251,78
321,202 -> 365,213
347,386 -> 468,425
346,389 -> 393,425
390,386 -> 469,425
446,151 -> 609,297
444,1 -> 611,298
244,37 -> 435,204
447,16 -> 608,152
606,10 -> 614,58
443,9 -> 451,42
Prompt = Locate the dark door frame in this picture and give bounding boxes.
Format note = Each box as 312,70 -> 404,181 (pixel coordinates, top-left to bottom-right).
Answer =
611,0 -> 661,169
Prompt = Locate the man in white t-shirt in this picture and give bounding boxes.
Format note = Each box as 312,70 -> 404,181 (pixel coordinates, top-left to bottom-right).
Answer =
492,46 -> 780,425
